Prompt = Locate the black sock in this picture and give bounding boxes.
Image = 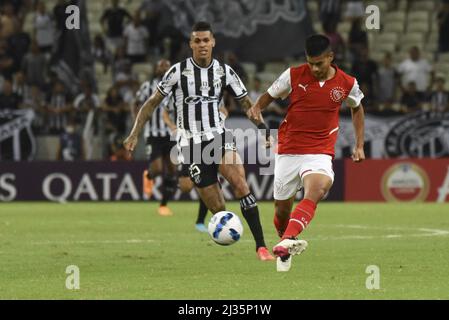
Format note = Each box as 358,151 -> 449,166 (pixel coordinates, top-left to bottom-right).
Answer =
240,193 -> 266,250
161,177 -> 177,206
195,198 -> 208,224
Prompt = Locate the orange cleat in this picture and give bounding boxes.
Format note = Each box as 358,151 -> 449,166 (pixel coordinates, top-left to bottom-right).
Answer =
143,170 -> 154,198
158,206 -> 173,216
257,247 -> 276,261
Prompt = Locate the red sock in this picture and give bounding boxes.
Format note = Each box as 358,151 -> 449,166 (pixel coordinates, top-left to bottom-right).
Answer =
274,213 -> 289,238
282,199 -> 317,240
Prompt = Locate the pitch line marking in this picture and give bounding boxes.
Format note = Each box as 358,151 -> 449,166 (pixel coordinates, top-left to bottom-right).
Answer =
31,239 -> 156,245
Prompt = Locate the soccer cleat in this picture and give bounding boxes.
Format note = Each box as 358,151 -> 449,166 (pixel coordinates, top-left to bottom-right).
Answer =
276,255 -> 292,272
257,247 -> 276,261
143,170 -> 154,198
195,223 -> 208,233
158,206 -> 173,216
273,239 -> 308,258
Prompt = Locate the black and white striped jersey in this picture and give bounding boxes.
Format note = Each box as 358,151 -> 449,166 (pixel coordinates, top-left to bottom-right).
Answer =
156,58 -> 247,145
136,79 -> 173,138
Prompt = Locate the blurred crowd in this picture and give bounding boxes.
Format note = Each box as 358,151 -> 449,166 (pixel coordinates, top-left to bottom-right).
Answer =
0,0 -> 448,161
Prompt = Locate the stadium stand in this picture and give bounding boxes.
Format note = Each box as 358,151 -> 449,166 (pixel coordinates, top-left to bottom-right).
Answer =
0,0 -> 448,161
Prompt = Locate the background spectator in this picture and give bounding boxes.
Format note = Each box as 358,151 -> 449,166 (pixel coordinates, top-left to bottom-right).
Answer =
123,11 -> 149,64
47,79 -> 73,134
377,52 -> 397,106
0,3 -> 19,40
401,81 -> 423,113
397,47 -> 434,98
430,77 -> 449,112
33,1 -> 55,54
319,0 -> 341,31
102,85 -> 128,135
0,79 -> 21,110
101,0 -> 132,53
22,85 -> 46,133
344,0 -> 365,22
438,0 -> 449,53
323,20 -> 345,67
140,0 -> 164,54
351,47 -> 378,109
7,21 -> 30,73
0,39 -> 15,79
347,17 -> 368,63
21,40 -> 47,88
92,34 -> 112,73
56,121 -> 85,161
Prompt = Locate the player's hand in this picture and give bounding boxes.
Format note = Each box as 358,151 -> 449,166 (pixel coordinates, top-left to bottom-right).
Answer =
352,146 -> 365,162
264,135 -> 274,149
123,134 -> 138,152
247,105 -> 262,124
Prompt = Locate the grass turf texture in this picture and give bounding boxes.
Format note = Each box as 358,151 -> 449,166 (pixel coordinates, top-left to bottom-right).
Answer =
0,202 -> 448,299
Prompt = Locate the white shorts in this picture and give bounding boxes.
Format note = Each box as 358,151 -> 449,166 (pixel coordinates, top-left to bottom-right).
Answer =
273,154 -> 335,200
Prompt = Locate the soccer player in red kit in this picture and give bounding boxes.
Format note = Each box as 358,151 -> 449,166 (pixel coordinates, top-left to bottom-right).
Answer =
248,35 -> 366,271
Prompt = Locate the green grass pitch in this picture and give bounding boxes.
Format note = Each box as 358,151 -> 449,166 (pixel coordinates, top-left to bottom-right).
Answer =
1,202 -> 448,299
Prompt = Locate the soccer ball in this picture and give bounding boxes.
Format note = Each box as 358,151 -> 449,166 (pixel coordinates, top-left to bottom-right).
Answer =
208,211 -> 243,246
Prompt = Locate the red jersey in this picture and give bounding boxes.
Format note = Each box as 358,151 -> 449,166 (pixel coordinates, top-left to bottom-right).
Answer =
267,64 -> 364,157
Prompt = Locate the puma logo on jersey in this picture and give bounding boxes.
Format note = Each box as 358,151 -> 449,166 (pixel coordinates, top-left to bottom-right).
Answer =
298,84 -> 308,92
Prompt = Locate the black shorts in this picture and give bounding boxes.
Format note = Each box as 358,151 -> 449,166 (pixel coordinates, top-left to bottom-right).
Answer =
179,163 -> 190,178
146,136 -> 176,163
180,131 -> 236,188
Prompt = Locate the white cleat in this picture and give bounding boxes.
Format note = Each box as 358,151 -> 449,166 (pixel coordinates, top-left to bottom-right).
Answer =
273,239 -> 308,272
273,239 -> 308,257
276,255 -> 292,272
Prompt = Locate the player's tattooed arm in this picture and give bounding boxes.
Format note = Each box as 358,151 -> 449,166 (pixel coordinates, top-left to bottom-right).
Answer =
351,103 -> 366,162
124,91 -> 164,152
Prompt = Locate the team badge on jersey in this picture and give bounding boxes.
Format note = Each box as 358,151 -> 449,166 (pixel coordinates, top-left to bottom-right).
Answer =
215,66 -> 225,77
330,87 -> 346,103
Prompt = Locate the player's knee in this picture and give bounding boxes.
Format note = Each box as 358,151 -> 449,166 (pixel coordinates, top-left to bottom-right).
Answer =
210,201 -> 225,214
232,180 -> 250,199
275,203 -> 290,218
306,186 -> 329,202
179,178 -> 193,193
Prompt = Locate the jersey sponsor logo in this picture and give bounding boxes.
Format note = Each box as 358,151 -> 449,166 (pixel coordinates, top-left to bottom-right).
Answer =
215,66 -> 225,77
330,86 -> 345,103
184,95 -> 220,104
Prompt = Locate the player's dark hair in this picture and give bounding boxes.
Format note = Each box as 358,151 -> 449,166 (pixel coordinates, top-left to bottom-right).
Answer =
191,21 -> 213,35
305,35 -> 331,57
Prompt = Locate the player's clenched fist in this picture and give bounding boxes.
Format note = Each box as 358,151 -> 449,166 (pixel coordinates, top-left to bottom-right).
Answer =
247,105 -> 262,124
123,135 -> 138,152
351,147 -> 365,163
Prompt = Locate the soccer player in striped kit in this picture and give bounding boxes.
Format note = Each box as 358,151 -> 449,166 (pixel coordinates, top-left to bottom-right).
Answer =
133,59 -> 178,216
248,35 -> 366,271
125,22 -> 274,261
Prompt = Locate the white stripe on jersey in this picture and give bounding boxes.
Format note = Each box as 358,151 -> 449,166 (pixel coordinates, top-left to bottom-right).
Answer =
200,67 -> 212,139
